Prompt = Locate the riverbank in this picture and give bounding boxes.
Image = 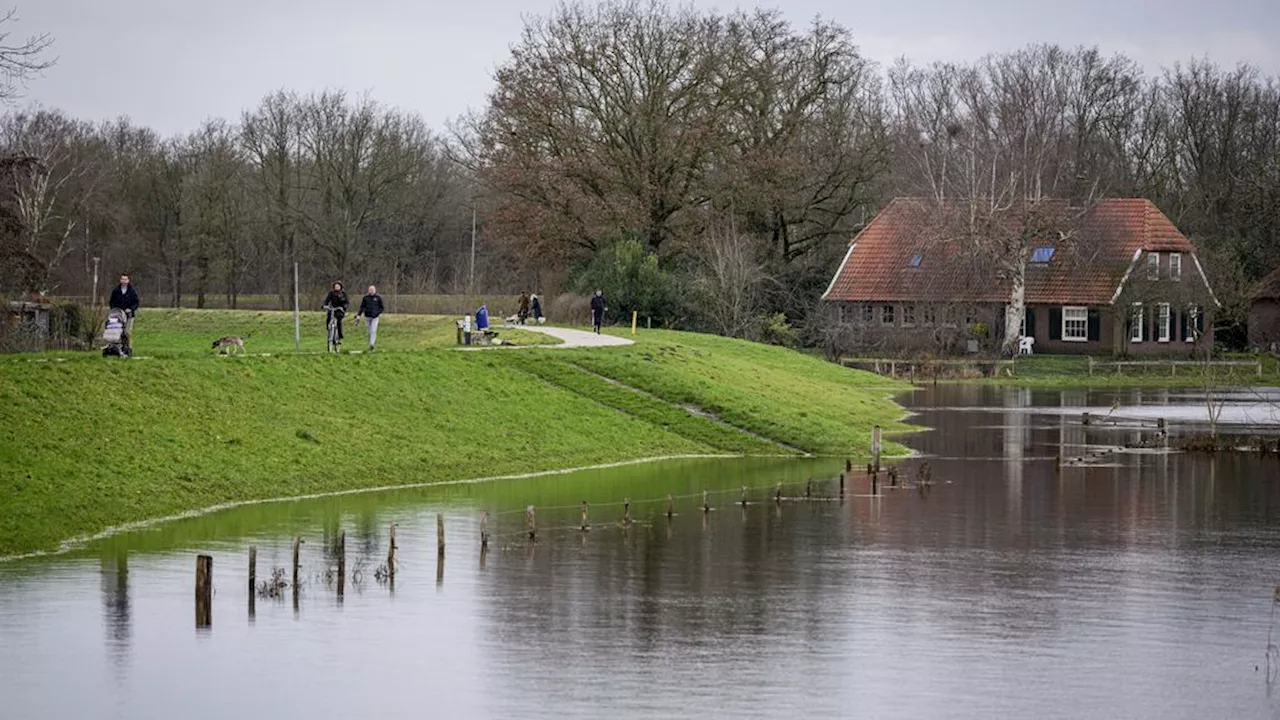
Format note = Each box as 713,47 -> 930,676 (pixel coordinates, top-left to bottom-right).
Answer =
0,316 -> 911,556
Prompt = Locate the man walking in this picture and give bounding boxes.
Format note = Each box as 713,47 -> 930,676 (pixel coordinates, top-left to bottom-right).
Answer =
590,289 -> 606,334
108,273 -> 140,341
356,285 -> 385,351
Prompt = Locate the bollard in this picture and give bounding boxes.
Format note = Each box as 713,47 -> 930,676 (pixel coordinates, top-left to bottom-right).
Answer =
437,513 -> 446,555
839,473 -> 845,499
702,490 -> 710,514
805,479 -> 812,499
480,511 -> 490,549
665,494 -> 675,519
581,501 -> 590,531
623,498 -> 633,527
337,531 -> 346,598
871,472 -> 878,495
740,486 -> 748,507
387,523 -> 397,579
775,483 -> 782,505
195,554 -> 212,629
526,505 -> 537,540
889,466 -> 898,487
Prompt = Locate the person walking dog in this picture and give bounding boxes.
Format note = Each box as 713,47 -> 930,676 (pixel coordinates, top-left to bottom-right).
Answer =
357,285 -> 385,351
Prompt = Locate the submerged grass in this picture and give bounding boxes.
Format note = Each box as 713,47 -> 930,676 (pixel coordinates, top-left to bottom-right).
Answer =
0,315 -> 910,556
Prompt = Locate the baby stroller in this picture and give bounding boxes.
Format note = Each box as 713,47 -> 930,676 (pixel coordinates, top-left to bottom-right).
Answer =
102,308 -> 132,358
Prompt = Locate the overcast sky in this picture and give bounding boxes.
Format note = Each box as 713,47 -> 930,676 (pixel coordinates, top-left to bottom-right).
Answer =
14,0 -> 1280,137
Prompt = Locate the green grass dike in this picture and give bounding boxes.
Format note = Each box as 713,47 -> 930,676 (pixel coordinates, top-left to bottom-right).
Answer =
0,309 -> 912,556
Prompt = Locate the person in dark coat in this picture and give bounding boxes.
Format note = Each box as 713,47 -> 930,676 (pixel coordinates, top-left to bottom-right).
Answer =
108,273 -> 140,341
590,289 -> 606,334
322,281 -> 350,341
356,285 -> 385,351
518,292 -> 531,325
530,293 -> 543,323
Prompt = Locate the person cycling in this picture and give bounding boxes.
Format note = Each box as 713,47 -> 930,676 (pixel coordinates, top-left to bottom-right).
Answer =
322,281 -> 350,351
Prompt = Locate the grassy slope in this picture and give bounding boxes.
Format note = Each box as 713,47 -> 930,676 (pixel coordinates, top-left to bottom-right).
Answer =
0,316 -> 909,556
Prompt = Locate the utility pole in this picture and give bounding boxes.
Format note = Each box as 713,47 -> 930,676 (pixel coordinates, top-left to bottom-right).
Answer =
91,256 -> 100,308
293,261 -> 301,351
470,206 -> 477,294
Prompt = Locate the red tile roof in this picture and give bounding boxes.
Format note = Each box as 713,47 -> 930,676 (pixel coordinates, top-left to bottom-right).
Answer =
822,198 -> 1201,306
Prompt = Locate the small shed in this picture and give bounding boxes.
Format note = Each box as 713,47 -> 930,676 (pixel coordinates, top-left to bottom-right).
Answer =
6,299 -> 53,336
1248,267 -> 1280,352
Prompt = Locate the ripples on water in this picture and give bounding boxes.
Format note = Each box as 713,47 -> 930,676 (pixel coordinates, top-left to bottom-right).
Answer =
2,386 -> 1279,719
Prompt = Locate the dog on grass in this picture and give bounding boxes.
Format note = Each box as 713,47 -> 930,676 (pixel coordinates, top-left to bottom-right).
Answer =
211,335 -> 246,356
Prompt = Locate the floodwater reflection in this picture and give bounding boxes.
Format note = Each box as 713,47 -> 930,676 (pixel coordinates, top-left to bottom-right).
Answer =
1,386 -> 1278,719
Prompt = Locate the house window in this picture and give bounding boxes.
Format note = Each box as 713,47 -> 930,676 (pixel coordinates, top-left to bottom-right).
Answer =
881,304 -> 895,326
862,303 -> 874,323
902,304 -> 916,326
1186,305 -> 1200,342
908,254 -> 923,267
943,307 -> 957,327
1158,303 -> 1171,342
1130,303 -> 1144,343
922,305 -> 936,326
1030,246 -> 1055,263
1147,252 -> 1160,280
1063,306 -> 1088,342
1170,253 -> 1182,281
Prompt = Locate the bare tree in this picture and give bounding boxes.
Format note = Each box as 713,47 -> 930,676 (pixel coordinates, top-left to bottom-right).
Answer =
690,216 -> 771,337
0,8 -> 54,105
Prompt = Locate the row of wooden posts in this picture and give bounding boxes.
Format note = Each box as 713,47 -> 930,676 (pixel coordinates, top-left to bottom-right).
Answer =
195,426 -> 891,627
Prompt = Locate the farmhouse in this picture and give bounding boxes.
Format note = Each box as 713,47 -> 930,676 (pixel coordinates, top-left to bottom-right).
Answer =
821,198 -> 1217,356
1249,267 -> 1280,352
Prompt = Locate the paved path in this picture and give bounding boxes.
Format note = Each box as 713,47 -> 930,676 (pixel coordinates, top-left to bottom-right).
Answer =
497,324 -> 634,348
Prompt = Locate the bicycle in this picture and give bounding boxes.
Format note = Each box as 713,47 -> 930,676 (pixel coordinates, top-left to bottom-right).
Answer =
323,305 -> 345,354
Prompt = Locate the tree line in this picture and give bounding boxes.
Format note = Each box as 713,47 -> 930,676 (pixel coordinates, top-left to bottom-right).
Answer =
3,1 -> 1278,346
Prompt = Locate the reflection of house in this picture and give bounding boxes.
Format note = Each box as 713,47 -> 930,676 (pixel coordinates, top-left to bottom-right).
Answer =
821,198 -> 1217,356
1249,267 -> 1280,352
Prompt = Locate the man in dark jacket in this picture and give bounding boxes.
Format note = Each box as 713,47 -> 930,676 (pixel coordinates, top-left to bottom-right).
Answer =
322,281 -> 350,343
589,289 -> 606,334
108,273 -> 140,340
356,285 -> 385,351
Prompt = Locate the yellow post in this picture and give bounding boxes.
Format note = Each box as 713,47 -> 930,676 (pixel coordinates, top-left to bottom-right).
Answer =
631,310 -> 638,336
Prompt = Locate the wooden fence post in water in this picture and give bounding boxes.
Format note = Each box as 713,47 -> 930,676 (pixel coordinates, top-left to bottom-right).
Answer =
623,498 -> 633,527
845,458 -> 852,472
805,478 -> 812,499
248,546 -> 257,599
387,523 -> 397,579
581,501 -> 590,531
665,494 -> 675,519
775,483 -> 782,505
525,505 -> 536,540
1082,412 -> 1091,426
871,471 -> 878,496
292,537 -> 302,590
740,486 -> 748,507
702,491 -> 710,514
480,511 -> 490,549
195,555 -> 212,629
872,425 -> 883,473
337,532 -> 346,598
839,473 -> 845,499
437,513 -> 446,555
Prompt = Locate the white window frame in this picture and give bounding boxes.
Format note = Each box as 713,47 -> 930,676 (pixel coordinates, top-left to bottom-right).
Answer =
1130,303 -> 1144,343
1147,252 -> 1160,280
922,305 -> 936,326
902,304 -> 916,327
880,304 -> 895,326
1170,253 -> 1182,282
1158,303 -> 1171,342
1063,306 -> 1088,343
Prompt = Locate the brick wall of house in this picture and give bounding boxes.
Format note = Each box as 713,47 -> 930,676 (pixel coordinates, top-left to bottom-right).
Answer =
1249,299 -> 1280,350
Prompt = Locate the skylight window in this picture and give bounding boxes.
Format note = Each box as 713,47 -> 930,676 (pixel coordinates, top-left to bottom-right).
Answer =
908,254 -> 923,267
1030,247 -> 1055,263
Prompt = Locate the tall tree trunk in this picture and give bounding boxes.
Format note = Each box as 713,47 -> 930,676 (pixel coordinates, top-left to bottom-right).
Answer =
1001,263 -> 1027,357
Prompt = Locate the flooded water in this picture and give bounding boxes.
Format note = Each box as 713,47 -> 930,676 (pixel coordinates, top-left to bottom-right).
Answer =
3,386 -> 1280,719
